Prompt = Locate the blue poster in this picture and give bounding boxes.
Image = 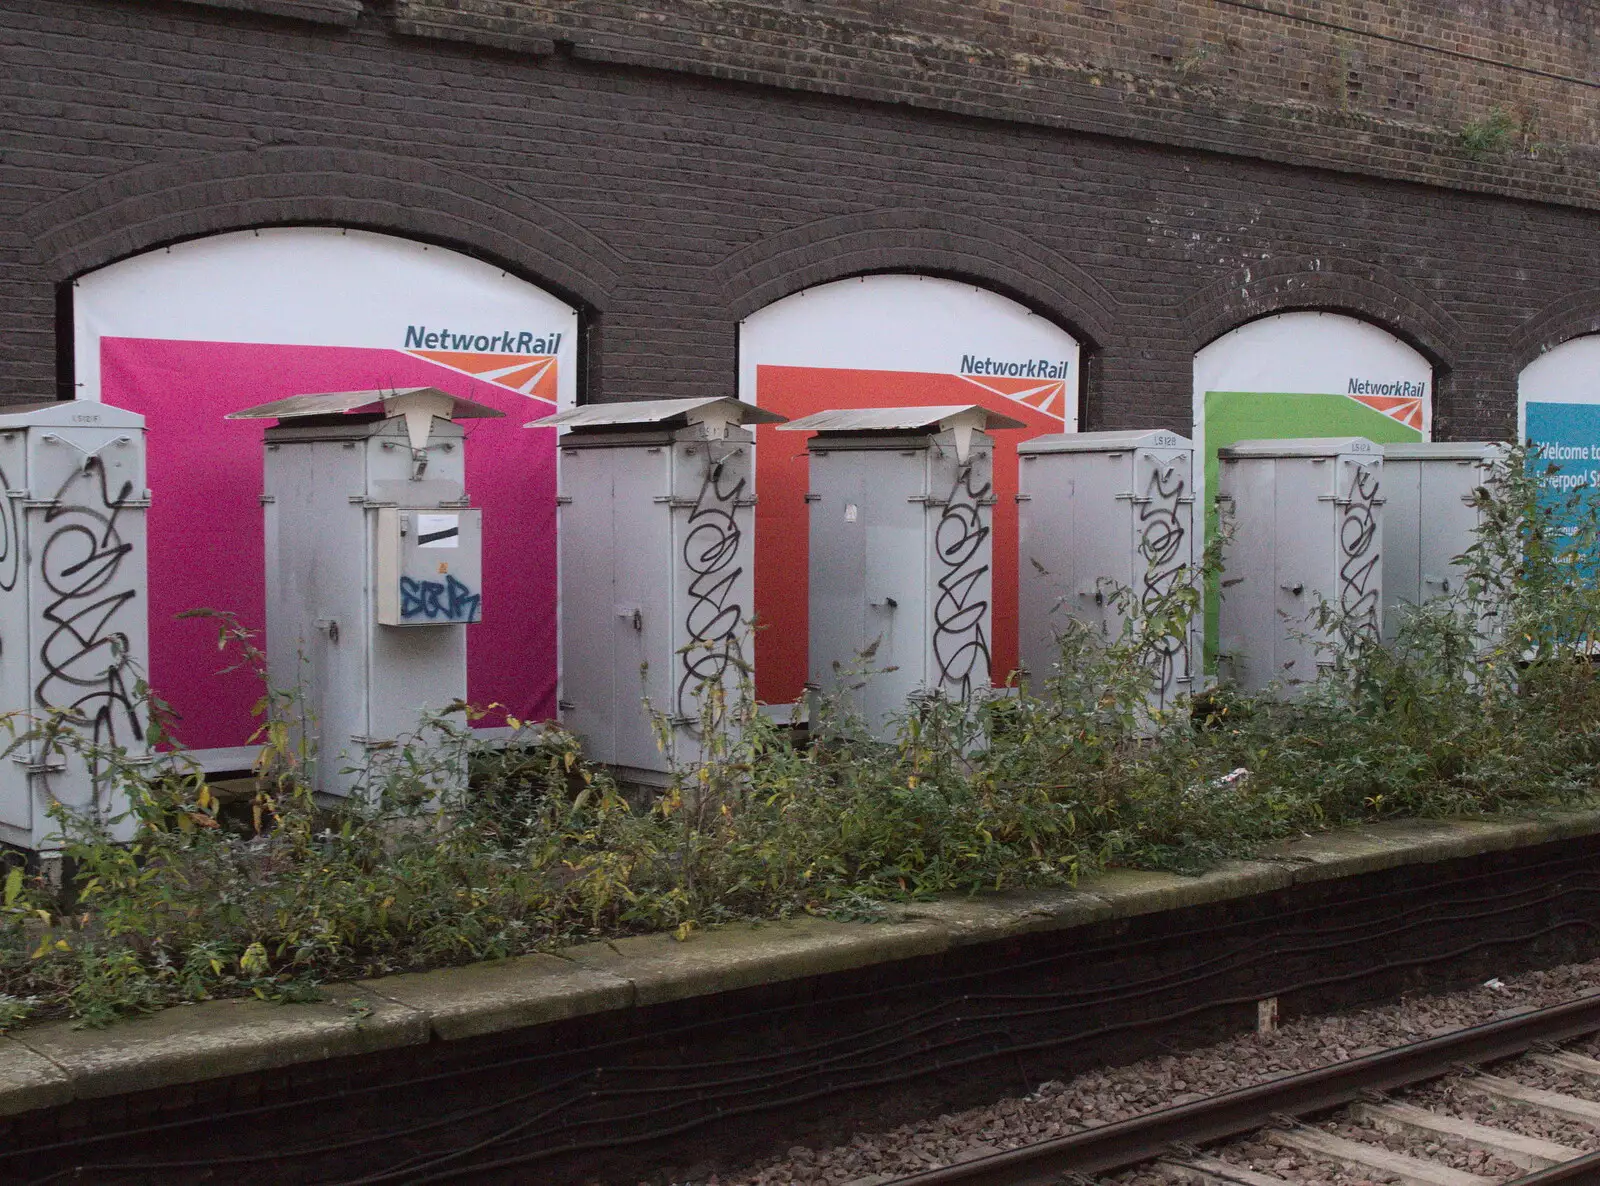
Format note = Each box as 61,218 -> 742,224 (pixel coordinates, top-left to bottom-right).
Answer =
1526,400 -> 1600,521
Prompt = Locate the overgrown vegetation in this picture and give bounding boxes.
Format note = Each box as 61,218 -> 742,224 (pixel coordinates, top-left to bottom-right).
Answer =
1458,107 -> 1520,157
3,447 -> 1599,1030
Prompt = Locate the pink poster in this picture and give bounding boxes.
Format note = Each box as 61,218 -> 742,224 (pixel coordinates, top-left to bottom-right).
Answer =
101,337 -> 558,752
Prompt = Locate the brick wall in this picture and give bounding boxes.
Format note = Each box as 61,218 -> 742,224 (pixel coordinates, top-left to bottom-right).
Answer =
403,0 -> 1600,144
2,0 -> 1598,439
391,0 -> 1600,207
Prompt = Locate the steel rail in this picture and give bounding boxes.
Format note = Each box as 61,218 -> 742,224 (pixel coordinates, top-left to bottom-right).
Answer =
1503,1148 -> 1600,1185
879,993 -> 1600,1185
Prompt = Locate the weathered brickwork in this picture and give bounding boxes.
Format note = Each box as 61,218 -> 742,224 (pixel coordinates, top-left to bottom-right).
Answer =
405,0 -> 1600,143
1,0 -> 1598,442
393,0 -> 1600,208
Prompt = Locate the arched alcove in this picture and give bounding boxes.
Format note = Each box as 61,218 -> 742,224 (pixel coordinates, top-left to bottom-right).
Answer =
1192,310 -> 1434,664
738,274 -> 1083,704
73,227 -> 580,762
1519,333 -> 1600,501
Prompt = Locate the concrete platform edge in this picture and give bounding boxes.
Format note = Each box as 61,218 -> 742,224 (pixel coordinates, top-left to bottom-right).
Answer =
3,806 -> 1598,1117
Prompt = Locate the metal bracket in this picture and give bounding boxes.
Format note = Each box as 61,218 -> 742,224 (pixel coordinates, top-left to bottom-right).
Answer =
14,755 -> 67,773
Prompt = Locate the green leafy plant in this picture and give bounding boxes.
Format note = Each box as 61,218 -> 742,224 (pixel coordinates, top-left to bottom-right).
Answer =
1459,108 -> 1519,158
2,445 -> 1598,1029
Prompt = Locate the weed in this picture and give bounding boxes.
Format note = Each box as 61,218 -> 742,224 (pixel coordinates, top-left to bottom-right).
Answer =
1459,108 -> 1519,158
1,446 -> 1598,1029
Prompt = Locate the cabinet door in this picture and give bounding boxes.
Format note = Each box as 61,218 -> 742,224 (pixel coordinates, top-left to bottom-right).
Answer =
926,444 -> 994,705
609,447 -> 673,775
1417,461 -> 1479,601
23,429 -> 147,828
1133,447 -> 1195,704
1333,457 -> 1383,646
1380,461 -> 1423,640
668,438 -> 754,764
558,447 -> 620,765
1269,458 -> 1330,688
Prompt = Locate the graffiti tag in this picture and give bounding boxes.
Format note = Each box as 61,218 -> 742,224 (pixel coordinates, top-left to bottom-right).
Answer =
1338,461 -> 1382,644
677,454 -> 747,722
400,574 -> 481,622
1137,459 -> 1191,702
932,461 -> 993,701
37,458 -> 143,748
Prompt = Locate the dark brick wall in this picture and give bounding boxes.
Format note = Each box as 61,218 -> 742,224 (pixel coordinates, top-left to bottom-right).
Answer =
3,0 -> 1600,439
393,0 -> 1600,209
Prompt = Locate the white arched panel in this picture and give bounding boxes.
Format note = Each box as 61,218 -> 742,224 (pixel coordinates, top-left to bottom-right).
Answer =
738,274 -> 1082,705
1519,335 -> 1600,498
73,228 -> 579,760
1193,311 -> 1433,666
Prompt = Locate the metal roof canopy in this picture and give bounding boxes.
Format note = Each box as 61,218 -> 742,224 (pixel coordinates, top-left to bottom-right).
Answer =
0,401 -> 145,430
1383,441 -> 1506,461
1019,429 -> 1191,455
1219,436 -> 1381,460
227,387 -> 504,451
526,396 -> 786,438
778,404 -> 1028,463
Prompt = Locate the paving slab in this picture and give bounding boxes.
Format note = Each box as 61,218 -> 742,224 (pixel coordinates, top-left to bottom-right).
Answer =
895,885 -> 1114,944
1077,860 -> 1294,918
359,952 -> 635,1041
561,916 -> 950,1007
10,984 -> 428,1101
0,1034 -> 72,1116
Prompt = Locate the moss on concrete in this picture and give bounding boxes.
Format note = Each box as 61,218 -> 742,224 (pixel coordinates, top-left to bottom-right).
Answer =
4,809 -> 1600,1120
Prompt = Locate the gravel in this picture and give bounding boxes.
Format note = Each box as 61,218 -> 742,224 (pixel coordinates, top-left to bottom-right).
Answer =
693,958 -> 1600,1186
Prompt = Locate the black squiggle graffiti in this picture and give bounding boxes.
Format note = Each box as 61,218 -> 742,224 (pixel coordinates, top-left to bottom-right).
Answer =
37,457 -> 143,749
677,452 -> 747,722
1338,461 -> 1382,645
0,463 -> 18,596
933,461 -> 993,701
1137,460 -> 1190,701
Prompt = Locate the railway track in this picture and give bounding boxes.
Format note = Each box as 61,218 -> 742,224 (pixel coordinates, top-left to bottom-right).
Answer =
878,993 -> 1600,1186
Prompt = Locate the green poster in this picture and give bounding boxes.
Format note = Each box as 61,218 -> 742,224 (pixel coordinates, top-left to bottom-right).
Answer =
1203,391 -> 1424,666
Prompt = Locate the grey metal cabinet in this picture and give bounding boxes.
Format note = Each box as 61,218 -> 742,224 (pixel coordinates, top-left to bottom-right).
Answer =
531,398 -> 782,783
1216,437 -> 1383,693
229,388 -> 499,799
1380,442 -> 1502,640
0,402 -> 149,851
781,405 -> 1024,739
1017,429 -> 1196,708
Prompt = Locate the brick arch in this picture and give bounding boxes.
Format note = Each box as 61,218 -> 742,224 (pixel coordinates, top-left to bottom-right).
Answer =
1178,256 -> 1463,370
713,209 -> 1118,351
1510,289 -> 1600,374
22,147 -> 621,313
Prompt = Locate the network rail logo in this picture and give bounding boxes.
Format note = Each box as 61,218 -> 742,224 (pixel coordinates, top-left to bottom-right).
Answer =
1346,376 -> 1428,432
957,354 -> 1074,422
401,325 -> 565,400
405,326 -> 563,355
960,354 -> 1071,380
